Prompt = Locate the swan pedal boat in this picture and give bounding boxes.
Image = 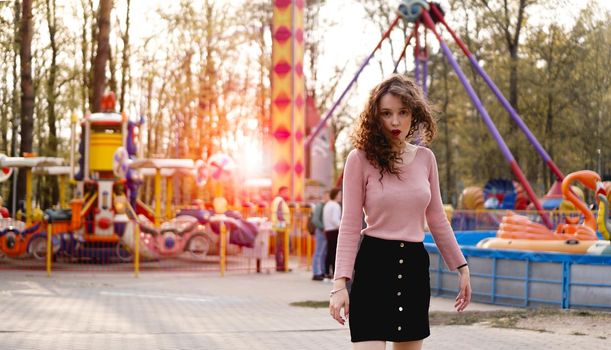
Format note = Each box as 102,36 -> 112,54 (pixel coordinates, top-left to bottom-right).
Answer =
478,170 -> 610,255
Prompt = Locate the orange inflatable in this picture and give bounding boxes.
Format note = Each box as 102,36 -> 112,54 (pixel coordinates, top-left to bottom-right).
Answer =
477,237 -> 599,254
459,186 -> 484,210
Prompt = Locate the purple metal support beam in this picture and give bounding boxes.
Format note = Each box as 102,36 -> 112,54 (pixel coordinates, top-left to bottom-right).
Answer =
421,11 -> 553,229
429,4 -> 564,182
305,16 -> 401,148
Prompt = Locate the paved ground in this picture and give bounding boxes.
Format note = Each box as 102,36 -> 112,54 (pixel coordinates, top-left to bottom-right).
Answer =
0,268 -> 609,350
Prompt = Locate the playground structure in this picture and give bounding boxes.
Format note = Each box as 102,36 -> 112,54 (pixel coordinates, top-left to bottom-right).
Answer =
0,101 -> 142,264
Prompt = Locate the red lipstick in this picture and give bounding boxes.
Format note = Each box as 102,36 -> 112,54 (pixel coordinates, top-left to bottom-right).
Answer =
391,129 -> 401,137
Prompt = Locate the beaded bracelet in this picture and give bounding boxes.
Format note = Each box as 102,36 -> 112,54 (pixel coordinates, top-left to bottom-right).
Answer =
329,287 -> 347,297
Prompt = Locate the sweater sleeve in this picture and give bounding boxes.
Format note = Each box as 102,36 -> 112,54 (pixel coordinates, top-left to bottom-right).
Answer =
425,149 -> 467,271
334,150 -> 365,280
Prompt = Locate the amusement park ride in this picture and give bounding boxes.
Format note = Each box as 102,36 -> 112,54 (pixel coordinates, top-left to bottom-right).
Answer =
0,156 -> 66,259
0,93 -> 257,263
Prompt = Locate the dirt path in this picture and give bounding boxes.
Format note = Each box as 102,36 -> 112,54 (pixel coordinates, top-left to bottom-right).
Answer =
429,309 -> 609,340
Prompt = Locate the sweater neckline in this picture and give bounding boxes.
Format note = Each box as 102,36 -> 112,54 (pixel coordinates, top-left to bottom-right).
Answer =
398,145 -> 420,167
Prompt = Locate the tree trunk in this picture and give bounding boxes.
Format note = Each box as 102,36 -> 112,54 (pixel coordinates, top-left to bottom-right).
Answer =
0,82 -> 7,154
17,0 -> 34,212
45,0 -> 59,205
508,44 -> 520,157
478,0 -> 531,167
108,45 -> 117,96
119,0 -> 131,112
199,0 -> 216,159
91,0 -> 112,112
88,0 -> 96,111
509,46 -> 519,113
8,0 -> 21,215
1,26 -> 11,154
79,0 -> 89,115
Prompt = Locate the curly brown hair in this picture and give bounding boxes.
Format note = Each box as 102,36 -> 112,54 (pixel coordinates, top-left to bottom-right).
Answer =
351,74 -> 437,180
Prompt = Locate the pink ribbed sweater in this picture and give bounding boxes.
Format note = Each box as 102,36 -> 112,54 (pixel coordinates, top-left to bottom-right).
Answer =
334,146 -> 466,280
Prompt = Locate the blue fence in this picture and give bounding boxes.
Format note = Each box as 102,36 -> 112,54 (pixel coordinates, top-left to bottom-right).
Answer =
425,231 -> 611,309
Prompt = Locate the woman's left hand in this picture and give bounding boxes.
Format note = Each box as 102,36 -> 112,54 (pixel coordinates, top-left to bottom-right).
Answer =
454,265 -> 471,312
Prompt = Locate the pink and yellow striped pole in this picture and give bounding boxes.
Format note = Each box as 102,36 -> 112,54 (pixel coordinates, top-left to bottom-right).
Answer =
292,0 -> 305,203
272,0 -> 305,202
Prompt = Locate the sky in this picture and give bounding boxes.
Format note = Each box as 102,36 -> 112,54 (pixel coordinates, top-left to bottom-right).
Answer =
48,0 -> 611,121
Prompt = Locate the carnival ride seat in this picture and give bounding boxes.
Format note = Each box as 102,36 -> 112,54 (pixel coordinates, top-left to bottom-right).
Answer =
44,209 -> 72,223
136,215 -> 159,235
0,218 -> 27,234
176,209 -> 256,247
208,211 -> 257,248
159,216 -> 199,236
135,214 -> 200,237
176,208 -> 212,224
0,220 -> 40,238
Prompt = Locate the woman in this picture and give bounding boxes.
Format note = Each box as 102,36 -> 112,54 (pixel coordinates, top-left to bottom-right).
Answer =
329,74 -> 471,350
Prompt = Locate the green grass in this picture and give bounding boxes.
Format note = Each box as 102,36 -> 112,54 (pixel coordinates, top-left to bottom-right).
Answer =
290,300 -> 329,308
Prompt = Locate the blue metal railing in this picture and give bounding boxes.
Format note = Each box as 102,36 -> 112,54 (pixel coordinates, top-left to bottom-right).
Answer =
425,239 -> 611,309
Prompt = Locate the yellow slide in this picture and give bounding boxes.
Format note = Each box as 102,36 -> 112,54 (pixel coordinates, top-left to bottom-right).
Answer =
597,194 -> 610,240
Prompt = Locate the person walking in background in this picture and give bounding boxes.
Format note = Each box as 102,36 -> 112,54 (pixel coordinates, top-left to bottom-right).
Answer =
271,186 -> 291,272
328,74 -> 471,350
323,187 -> 342,279
311,191 -> 330,281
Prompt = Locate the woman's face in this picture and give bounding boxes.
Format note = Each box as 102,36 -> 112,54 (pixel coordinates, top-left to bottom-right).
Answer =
379,93 -> 412,143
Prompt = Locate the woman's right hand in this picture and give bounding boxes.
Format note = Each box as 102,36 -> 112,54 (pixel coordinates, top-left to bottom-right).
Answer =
329,284 -> 349,325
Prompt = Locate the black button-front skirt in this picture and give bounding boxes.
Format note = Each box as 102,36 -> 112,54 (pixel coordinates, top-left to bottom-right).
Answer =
349,235 -> 431,343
